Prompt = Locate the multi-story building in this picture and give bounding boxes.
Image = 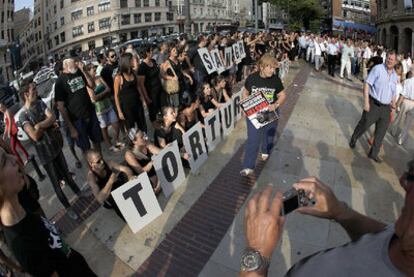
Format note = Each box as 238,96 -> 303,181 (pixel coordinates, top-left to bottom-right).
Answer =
262,2 -> 287,29
14,8 -> 31,35
19,20 -> 36,69
43,0 -> 178,60
0,0 -> 14,83
376,0 -> 413,55
173,0 -> 234,33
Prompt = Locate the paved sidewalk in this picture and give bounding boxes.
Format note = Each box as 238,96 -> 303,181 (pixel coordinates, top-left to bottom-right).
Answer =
23,61 -> 411,276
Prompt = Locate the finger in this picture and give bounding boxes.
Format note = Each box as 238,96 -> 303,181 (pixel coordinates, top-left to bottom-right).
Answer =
298,176 -> 318,183
269,191 -> 283,217
257,186 -> 273,213
247,192 -> 260,216
293,181 -> 314,192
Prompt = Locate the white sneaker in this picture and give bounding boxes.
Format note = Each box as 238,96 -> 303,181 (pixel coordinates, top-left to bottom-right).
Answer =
67,209 -> 79,220
240,168 -> 254,176
261,154 -> 269,161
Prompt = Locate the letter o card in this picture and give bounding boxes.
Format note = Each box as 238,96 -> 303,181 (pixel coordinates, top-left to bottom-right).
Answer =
183,122 -> 208,173
111,173 -> 162,233
152,141 -> 185,198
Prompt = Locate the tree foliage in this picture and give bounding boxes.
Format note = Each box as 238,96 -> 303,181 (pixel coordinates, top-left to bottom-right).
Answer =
271,0 -> 324,30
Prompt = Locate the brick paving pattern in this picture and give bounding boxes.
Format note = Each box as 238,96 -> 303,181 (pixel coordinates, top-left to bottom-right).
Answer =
135,64 -> 312,276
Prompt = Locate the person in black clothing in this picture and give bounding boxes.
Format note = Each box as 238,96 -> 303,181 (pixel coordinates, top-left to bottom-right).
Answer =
0,147 -> 97,277
138,46 -> 165,125
114,53 -> 150,133
124,130 -> 161,194
86,149 -> 134,220
187,35 -> 209,90
100,49 -> 119,95
367,49 -> 384,74
198,82 -> 221,118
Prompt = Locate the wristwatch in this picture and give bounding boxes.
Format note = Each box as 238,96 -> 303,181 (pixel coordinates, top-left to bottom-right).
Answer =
240,248 -> 270,273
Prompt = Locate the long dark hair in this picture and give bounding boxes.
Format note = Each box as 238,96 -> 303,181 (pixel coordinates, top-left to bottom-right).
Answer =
119,53 -> 133,75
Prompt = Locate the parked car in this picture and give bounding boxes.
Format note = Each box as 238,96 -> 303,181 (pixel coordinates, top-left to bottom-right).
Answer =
33,67 -> 55,84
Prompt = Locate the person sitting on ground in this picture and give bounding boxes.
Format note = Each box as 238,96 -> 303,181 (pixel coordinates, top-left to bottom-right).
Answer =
212,75 -> 231,104
198,82 -> 221,118
86,149 -> 134,221
177,93 -> 200,132
125,130 -> 161,194
240,167 -> 414,276
153,106 -> 178,148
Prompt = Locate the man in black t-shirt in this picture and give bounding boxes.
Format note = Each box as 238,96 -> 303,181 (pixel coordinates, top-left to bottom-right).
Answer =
100,49 -> 119,95
188,35 -> 209,90
55,58 -> 102,154
240,55 -> 287,176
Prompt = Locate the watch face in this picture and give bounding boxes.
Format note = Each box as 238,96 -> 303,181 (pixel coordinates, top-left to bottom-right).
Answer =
241,251 -> 262,271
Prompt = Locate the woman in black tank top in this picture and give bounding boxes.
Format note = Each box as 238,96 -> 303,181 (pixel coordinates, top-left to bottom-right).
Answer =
86,150 -> 134,220
125,130 -> 161,195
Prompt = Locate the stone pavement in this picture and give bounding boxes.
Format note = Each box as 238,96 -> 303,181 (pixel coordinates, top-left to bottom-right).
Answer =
22,61 -> 411,276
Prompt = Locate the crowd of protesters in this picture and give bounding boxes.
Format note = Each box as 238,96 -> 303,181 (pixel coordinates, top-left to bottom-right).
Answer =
0,28 -> 413,276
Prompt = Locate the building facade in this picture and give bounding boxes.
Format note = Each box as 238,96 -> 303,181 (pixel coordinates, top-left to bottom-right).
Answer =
14,8 -> 31,34
262,2 -> 287,30
376,0 -> 413,55
0,0 -> 14,83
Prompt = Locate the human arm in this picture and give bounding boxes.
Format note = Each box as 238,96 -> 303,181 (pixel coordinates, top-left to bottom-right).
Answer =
211,98 -> 222,109
113,76 -> 125,120
363,83 -> 370,112
222,88 -> 231,102
107,160 -> 134,180
136,75 -> 151,105
78,62 -> 95,90
94,78 -> 111,101
160,63 -> 177,81
183,72 -> 193,85
5,111 -> 12,138
87,170 -> 116,204
239,186 -> 285,277
293,177 -> 387,241
34,104 -> 56,130
56,101 -> 78,140
268,90 -> 286,112
124,150 -> 154,174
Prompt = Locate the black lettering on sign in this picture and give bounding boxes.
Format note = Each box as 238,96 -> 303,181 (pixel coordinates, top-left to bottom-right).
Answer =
122,183 -> 147,217
208,114 -> 217,141
212,51 -> 223,69
233,95 -> 241,118
224,104 -> 232,128
225,48 -> 232,67
202,53 -> 214,70
189,131 -> 203,160
161,151 -> 178,182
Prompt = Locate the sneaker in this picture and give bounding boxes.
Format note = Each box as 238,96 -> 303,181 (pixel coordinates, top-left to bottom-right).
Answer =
109,146 -> 120,153
240,168 -> 254,176
261,154 -> 269,161
66,209 -> 79,220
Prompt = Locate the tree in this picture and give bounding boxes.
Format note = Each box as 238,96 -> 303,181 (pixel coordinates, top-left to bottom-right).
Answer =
271,0 -> 324,30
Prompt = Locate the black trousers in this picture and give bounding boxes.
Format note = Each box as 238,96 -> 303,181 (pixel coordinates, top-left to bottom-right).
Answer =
350,97 -> 391,158
43,151 -> 80,208
327,54 -> 336,76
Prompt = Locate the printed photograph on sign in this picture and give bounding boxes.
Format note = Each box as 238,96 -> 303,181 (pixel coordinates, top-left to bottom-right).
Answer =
238,40 -> 246,59
183,122 -> 208,173
111,173 -> 162,233
152,141 -> 186,198
204,109 -> 222,151
240,91 -> 280,129
232,43 -> 241,64
197,47 -> 217,74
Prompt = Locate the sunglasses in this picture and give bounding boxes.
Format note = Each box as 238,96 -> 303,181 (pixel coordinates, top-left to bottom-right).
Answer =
110,55 -> 117,59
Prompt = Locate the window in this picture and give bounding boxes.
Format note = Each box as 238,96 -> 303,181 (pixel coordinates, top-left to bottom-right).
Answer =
135,0 -> 141,7
134,13 -> 141,23
88,22 -> 95,33
155,0 -> 160,6
120,0 -> 128,8
99,17 -> 111,30
60,0 -> 64,9
155,12 -> 161,21
54,21 -> 57,30
98,2 -> 110,12
72,25 -> 84,37
88,40 -> 95,50
71,10 -> 82,21
60,32 -> 65,42
87,6 -> 94,16
121,14 -> 130,25
167,12 -> 173,21
145,13 -> 151,22
144,0 -> 149,6
61,16 -> 65,25
54,5 -> 57,14
54,35 -> 59,46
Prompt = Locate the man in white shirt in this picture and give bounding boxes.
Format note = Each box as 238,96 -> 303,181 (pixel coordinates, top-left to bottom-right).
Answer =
306,35 -> 315,63
314,37 -> 323,71
340,39 -> 354,80
362,42 -> 372,80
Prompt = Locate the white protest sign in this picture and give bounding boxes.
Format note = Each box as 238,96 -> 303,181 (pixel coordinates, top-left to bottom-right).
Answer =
183,122 -> 208,173
232,43 -> 242,64
232,89 -> 243,123
224,47 -> 233,70
111,172 -> 162,233
152,141 -> 185,198
238,40 -> 246,59
203,109 -> 221,151
220,100 -> 235,137
210,49 -> 225,74
197,47 -> 217,74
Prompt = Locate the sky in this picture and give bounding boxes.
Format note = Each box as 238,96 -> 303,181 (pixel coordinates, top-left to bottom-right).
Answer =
15,0 -> 33,11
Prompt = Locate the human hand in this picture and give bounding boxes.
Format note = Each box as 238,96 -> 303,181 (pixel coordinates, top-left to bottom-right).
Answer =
109,172 -> 118,183
77,61 -> 85,71
34,123 -> 41,130
118,112 -> 125,121
293,177 -> 344,220
245,186 -> 285,258
70,127 -> 79,140
363,101 -> 370,112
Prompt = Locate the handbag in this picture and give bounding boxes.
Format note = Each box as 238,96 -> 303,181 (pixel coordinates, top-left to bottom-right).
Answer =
162,60 -> 180,95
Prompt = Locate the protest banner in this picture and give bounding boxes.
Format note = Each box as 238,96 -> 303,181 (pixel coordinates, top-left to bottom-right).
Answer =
198,47 -> 217,74
111,173 -> 162,233
152,141 -> 185,198
240,91 -> 279,129
232,43 -> 242,64
220,101 -> 234,137
238,40 -> 246,59
232,88 -> 243,123
210,49 -> 225,74
183,122 -> 208,173
204,109 -> 222,151
224,47 -> 233,70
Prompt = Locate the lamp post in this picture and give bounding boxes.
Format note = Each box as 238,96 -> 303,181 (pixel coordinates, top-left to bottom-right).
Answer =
184,0 -> 192,34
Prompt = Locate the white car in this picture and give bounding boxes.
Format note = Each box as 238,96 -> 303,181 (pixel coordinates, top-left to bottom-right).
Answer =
14,75 -> 57,141
33,68 -> 55,85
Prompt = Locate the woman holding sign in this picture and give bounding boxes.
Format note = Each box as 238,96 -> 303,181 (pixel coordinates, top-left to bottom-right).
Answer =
240,55 -> 287,176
